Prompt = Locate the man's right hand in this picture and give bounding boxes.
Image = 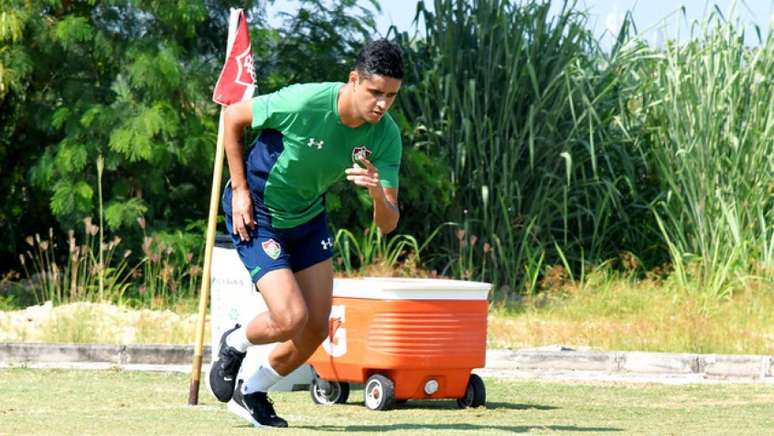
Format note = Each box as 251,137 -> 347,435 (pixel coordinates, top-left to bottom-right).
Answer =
231,186 -> 255,241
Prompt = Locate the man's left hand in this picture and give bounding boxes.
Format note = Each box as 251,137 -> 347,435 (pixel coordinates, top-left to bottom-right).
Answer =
345,158 -> 382,197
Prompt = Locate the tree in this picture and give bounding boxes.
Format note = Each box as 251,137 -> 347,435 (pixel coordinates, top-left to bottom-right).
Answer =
0,0 -> 386,272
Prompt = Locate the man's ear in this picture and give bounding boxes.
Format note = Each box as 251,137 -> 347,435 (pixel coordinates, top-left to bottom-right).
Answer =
348,70 -> 359,85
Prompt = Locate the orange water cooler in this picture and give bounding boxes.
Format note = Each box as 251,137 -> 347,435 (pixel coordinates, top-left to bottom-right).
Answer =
307,278 -> 491,410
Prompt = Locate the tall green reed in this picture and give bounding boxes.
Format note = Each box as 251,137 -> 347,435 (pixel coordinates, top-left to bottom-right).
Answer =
398,0 -> 646,290
97,154 -> 105,301
619,9 -> 774,297
334,222 -> 421,274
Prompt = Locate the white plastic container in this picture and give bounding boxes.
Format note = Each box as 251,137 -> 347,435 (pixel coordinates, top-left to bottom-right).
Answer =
209,236 -> 313,391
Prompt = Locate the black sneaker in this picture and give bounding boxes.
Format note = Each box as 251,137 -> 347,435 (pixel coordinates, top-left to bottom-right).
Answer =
208,324 -> 246,402
228,380 -> 288,428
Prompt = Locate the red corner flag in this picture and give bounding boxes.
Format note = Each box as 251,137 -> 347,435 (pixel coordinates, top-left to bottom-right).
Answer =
212,8 -> 256,105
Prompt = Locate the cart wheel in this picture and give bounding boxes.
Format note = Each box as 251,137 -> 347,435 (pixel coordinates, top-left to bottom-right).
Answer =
364,374 -> 395,411
310,378 -> 350,405
456,374 -> 486,408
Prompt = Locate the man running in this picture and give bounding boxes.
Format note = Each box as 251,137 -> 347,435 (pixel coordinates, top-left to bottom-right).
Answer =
208,39 -> 404,428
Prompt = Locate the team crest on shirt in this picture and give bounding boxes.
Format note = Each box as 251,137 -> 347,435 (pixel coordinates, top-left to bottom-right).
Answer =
262,239 -> 282,260
352,146 -> 372,164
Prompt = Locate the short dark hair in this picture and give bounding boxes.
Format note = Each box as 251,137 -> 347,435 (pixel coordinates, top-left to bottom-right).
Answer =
354,39 -> 404,80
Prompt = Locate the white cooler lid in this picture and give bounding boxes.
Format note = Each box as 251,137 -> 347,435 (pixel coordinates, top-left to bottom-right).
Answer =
332,277 -> 491,301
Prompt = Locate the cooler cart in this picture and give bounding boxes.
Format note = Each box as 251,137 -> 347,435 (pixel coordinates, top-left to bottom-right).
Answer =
307,278 -> 490,410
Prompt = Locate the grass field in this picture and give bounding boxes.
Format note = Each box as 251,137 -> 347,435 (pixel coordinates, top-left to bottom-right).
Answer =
1,369 -> 772,435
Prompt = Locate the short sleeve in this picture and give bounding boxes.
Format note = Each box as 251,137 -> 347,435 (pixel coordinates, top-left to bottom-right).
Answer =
373,120 -> 402,189
250,84 -> 306,129
250,93 -> 272,129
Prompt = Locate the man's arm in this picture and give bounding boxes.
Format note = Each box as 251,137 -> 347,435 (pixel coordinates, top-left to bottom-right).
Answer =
371,186 -> 399,234
223,99 -> 255,241
345,158 -> 400,234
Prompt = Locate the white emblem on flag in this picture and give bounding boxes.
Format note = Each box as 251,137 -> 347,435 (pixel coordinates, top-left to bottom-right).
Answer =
234,47 -> 256,86
320,237 -> 333,250
211,8 -> 255,106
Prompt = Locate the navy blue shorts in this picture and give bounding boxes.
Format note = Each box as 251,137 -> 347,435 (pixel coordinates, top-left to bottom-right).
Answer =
222,185 -> 333,283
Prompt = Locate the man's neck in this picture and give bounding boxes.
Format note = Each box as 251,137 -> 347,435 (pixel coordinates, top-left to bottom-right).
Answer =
337,83 -> 365,129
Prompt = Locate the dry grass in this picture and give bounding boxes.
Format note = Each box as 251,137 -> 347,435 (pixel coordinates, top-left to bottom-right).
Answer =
3,266 -> 773,355
488,270 -> 774,354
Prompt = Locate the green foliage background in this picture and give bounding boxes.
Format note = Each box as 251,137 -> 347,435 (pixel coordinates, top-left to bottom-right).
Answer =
0,1 -> 416,267
1,0 -> 772,300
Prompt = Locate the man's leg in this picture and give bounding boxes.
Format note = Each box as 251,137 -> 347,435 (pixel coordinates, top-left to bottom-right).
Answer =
228,268 -> 309,393
227,261 -> 331,428
245,268 -> 309,345
237,258 -> 332,391
267,258 -> 333,375
209,268 -> 306,403
214,185 -> 309,395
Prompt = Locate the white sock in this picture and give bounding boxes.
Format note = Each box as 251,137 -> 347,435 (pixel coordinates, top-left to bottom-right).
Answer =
241,360 -> 282,394
225,327 -> 251,353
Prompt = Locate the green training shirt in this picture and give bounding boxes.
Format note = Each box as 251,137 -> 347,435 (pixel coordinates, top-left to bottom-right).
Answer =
249,82 -> 402,228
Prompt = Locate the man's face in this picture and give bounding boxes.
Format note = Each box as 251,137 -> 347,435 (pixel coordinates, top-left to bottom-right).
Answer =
350,71 -> 402,124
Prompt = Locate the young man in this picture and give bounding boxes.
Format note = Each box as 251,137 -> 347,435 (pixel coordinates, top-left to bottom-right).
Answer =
208,39 -> 403,428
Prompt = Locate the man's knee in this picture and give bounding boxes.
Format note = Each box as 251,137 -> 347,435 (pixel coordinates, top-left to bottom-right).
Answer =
271,306 -> 308,341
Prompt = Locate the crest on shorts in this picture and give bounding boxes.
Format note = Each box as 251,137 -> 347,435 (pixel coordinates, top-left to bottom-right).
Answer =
352,146 -> 372,164
262,239 -> 281,260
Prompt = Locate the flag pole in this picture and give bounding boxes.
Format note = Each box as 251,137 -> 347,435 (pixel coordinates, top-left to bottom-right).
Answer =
188,8 -> 245,405
188,109 -> 227,405
188,8 -> 253,405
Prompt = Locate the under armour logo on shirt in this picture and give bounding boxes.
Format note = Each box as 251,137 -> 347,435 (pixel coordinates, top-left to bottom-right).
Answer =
307,138 -> 324,149
320,237 -> 333,250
